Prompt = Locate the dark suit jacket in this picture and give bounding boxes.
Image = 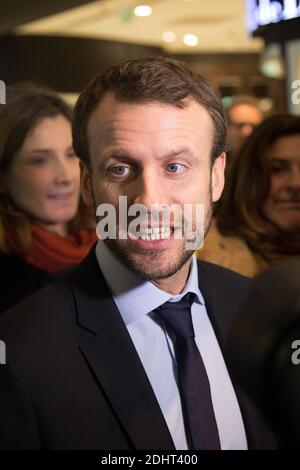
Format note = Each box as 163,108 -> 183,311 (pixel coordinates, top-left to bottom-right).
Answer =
0,248 -> 277,449
0,252 -> 65,314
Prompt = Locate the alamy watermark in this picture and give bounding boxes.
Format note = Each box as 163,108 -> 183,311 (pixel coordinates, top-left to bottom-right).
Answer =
291,80 -> 300,105
0,340 -> 6,365
95,196 -> 205,250
0,80 -> 6,104
291,340 -> 300,365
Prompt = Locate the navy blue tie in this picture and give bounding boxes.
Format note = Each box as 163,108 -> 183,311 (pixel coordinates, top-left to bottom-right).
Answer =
155,293 -> 221,450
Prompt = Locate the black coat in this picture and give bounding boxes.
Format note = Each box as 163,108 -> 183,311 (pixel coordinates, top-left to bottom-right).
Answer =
0,252 -> 74,313
0,252 -> 56,313
0,248 -> 277,449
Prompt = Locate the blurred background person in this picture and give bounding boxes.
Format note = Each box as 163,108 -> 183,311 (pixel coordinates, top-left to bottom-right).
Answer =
228,258 -> 300,448
198,114 -> 300,277
226,95 -> 264,159
0,83 -> 96,313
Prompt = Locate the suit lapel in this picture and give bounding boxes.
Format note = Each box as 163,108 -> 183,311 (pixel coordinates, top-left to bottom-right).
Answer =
197,261 -> 277,450
69,248 -> 175,450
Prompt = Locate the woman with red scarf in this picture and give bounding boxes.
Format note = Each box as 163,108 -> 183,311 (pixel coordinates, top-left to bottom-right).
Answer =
0,83 -> 96,312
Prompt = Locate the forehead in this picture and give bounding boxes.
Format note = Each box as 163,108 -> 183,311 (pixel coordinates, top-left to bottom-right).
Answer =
23,115 -> 71,147
267,134 -> 300,161
87,93 -> 214,153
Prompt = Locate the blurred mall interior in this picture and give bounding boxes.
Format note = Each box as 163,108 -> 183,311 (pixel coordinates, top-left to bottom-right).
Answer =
1,0 -> 300,114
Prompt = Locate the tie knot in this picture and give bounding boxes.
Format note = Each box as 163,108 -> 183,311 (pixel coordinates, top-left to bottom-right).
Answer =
155,292 -> 196,339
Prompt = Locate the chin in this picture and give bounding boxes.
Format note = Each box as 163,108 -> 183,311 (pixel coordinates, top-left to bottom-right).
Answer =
282,224 -> 300,235
108,239 -> 193,280
50,209 -> 77,223
270,218 -> 300,235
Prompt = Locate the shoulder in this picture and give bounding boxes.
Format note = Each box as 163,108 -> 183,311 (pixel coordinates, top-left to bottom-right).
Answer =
0,248 -> 101,344
197,258 -> 251,284
0,251 -> 55,314
196,258 -> 252,303
0,251 -> 45,277
0,249 -> 107,371
0,278 -> 77,371
0,279 -> 72,330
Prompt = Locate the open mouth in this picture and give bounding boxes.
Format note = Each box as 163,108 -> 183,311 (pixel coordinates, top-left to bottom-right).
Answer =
138,226 -> 173,240
127,226 -> 175,241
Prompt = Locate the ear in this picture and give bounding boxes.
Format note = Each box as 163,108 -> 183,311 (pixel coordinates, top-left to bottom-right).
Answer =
80,161 -> 94,207
211,152 -> 226,202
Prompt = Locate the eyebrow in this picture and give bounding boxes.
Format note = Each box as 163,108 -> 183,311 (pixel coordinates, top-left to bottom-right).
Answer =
101,148 -> 198,164
269,157 -> 293,163
28,146 -> 74,155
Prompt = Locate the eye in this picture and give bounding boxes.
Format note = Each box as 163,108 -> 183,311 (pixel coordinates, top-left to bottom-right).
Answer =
66,150 -> 77,159
110,165 -> 130,176
30,158 -> 47,166
270,164 -> 289,174
166,163 -> 186,174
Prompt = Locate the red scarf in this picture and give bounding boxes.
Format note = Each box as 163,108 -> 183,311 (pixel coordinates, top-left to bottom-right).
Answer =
6,224 -> 97,273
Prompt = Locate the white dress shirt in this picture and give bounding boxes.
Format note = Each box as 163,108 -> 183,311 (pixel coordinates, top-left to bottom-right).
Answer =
96,240 -> 248,450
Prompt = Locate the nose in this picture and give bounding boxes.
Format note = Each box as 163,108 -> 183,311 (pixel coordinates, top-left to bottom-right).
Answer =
287,166 -> 300,190
132,167 -> 166,209
53,155 -> 74,186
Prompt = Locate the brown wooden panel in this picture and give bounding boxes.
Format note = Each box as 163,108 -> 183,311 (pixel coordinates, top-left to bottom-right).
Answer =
0,35 -> 163,92
0,0 -> 98,34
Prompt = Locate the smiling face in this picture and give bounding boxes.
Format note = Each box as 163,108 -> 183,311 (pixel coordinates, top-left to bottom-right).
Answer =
262,134 -> 300,235
82,93 -> 225,284
5,115 -> 80,236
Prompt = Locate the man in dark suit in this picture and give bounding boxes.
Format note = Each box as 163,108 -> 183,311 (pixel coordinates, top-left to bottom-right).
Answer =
0,57 -> 276,450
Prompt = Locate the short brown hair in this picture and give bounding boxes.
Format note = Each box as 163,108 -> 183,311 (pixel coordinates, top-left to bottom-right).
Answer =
217,113 -> 300,247
72,56 -> 227,167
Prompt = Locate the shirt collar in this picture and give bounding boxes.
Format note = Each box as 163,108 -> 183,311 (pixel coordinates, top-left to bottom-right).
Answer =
95,240 -> 204,326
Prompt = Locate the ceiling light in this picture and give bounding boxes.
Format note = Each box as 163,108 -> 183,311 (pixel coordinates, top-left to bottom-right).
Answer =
260,43 -> 285,79
162,31 -> 176,42
183,33 -> 199,46
134,5 -> 152,17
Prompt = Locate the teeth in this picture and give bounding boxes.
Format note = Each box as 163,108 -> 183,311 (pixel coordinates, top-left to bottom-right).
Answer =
128,227 -> 172,241
161,231 -> 170,239
140,227 -> 171,234
136,227 -> 172,240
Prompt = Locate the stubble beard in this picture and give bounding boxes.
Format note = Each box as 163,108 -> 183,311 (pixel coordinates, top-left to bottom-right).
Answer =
104,200 -> 213,281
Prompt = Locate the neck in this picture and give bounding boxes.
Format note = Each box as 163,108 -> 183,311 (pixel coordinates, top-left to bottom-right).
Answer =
151,258 -> 192,295
35,222 -> 68,237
